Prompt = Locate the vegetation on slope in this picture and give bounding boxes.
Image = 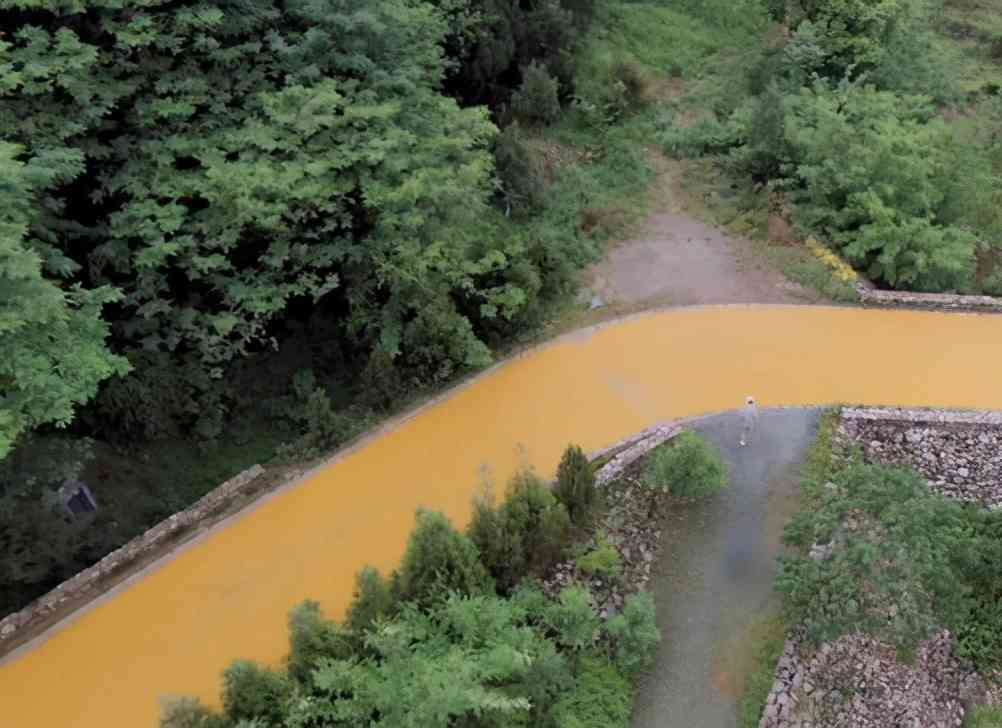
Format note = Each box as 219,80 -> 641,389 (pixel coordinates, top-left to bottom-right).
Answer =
659,0 -> 1002,294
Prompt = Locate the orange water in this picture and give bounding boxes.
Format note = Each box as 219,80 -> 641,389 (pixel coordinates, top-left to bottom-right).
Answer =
3,305 -> 1002,727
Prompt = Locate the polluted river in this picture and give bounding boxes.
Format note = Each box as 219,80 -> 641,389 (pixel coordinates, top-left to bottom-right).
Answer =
3,305 -> 1002,727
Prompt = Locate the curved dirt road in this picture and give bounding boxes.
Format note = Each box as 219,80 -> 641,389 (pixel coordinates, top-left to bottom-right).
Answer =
3,305 -> 1002,727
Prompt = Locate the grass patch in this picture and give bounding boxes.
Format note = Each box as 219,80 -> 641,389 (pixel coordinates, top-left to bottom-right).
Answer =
738,612 -> 788,728
577,1 -> 761,83
967,705 -> 1002,728
760,245 -> 859,303
940,0 -> 1002,92
800,408 -> 847,486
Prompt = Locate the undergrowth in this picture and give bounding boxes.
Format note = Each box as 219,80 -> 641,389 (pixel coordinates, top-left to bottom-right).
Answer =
967,705 -> 1002,728
739,612 -> 788,728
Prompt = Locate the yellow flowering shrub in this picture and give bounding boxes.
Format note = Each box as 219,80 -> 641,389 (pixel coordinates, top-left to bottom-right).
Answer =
805,237 -> 858,283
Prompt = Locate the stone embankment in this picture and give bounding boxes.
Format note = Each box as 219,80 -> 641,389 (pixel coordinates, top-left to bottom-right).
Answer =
0,465 -> 264,651
760,406 -> 1002,728
856,285 -> 1002,313
542,423 -> 683,615
839,406 -> 1002,509
763,630 -> 981,728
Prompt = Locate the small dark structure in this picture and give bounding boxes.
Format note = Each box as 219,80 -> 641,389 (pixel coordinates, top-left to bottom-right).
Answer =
60,480 -> 98,517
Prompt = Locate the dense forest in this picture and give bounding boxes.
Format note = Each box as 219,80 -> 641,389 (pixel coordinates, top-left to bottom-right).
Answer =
0,0 -> 620,612
4,0 -> 1002,617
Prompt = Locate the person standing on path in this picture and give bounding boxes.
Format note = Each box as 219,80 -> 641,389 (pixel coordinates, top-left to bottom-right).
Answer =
740,395 -> 758,447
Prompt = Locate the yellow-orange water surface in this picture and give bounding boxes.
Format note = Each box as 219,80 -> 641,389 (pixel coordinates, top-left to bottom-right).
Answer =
4,305 -> 1002,727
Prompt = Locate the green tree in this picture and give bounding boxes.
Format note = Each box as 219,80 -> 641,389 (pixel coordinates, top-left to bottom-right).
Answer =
159,697 -> 229,728
397,509 -> 493,607
787,0 -> 926,77
0,0 -> 510,392
0,143 -> 127,460
512,62 -> 562,125
290,594 -> 569,728
606,591 -> 660,677
467,471 -> 571,593
221,660 -> 292,726
550,656 -> 632,728
345,566 -> 396,636
286,600 -> 352,687
545,585 -> 601,652
555,444 -> 599,527
785,81 -> 981,291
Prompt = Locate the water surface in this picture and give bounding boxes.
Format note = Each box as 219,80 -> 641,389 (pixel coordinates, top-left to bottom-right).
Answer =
3,306 -> 1002,727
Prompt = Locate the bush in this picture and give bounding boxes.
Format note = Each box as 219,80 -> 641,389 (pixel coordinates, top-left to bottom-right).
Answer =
785,82 -> 980,292
658,112 -> 742,159
276,369 -> 370,461
512,62 -> 561,125
86,352 -> 227,444
159,697 -> 227,728
738,614 -> 787,728
606,591 -> 660,677
643,431 -> 727,498
510,580 -> 554,619
981,269 -> 1002,297
345,566 -> 396,635
967,706 -> 1002,728
546,585 -> 601,651
777,463 -> 974,654
732,82 -> 789,180
221,660 -> 292,726
494,123 -> 546,216
583,58 -> 656,123
0,436 -> 97,601
499,471 -> 571,574
550,656 -> 632,728
955,509 -> 1002,669
575,538 -> 622,580
397,509 -> 493,607
611,59 -> 654,109
287,600 -> 351,687
467,471 -> 571,593
555,444 -> 599,527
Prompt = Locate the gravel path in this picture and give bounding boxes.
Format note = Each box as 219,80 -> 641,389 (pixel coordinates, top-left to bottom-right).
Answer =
589,212 -> 806,307
631,408 -> 821,728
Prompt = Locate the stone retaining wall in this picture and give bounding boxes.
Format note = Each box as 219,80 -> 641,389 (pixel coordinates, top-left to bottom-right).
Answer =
838,406 -> 1002,508
761,630 -> 979,728
593,423 -> 682,487
856,285 -> 1002,313
544,422 -> 686,616
0,464 -> 264,650
760,406 -> 1002,727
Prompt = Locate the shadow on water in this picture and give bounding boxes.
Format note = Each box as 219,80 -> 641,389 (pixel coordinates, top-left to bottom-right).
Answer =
631,408 -> 820,728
